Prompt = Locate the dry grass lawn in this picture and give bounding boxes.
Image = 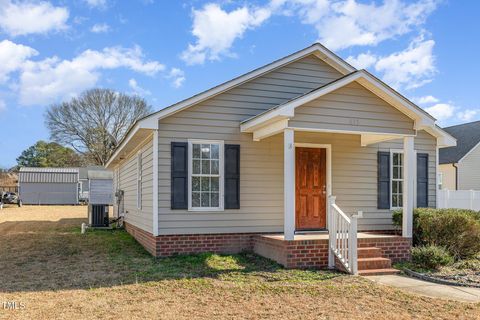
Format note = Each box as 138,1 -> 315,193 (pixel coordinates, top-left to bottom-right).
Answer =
1,206 -> 480,319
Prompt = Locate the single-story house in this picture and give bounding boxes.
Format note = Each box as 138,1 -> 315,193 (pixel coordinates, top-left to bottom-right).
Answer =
19,167 -> 80,205
106,43 -> 456,275
439,121 -> 480,190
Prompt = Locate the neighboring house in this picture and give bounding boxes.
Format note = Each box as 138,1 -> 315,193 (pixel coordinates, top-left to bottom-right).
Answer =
106,43 -> 455,274
19,167 -> 80,205
439,121 -> 480,190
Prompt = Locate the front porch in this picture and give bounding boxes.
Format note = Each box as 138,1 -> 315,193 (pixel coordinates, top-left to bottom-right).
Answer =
253,232 -> 411,275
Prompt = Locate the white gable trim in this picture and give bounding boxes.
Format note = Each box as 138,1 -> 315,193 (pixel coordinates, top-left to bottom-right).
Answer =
241,71 -> 435,133
141,44 -> 354,124
106,44 -> 355,167
240,70 -> 455,147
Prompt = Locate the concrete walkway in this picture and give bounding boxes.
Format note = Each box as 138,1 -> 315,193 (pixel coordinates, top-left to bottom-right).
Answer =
367,274 -> 480,303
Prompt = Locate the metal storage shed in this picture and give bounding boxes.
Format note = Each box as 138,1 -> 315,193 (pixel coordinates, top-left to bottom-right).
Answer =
18,167 -> 79,205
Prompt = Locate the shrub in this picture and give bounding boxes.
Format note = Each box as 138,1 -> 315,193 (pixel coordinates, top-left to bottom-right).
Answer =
411,245 -> 453,270
393,208 -> 480,260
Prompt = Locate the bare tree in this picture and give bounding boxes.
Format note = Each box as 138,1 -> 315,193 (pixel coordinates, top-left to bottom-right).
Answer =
45,89 -> 152,166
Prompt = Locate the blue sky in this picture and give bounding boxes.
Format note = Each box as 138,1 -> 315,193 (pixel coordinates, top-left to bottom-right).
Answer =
0,0 -> 479,168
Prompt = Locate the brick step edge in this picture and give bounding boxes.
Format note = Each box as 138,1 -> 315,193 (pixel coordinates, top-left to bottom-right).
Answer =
359,268 -> 401,276
358,257 -> 392,270
357,247 -> 383,259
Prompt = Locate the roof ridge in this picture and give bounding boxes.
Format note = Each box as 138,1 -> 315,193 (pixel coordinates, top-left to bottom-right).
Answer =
444,119 -> 480,129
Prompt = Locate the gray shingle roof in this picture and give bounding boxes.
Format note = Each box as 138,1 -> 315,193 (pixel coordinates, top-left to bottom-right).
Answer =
439,121 -> 480,164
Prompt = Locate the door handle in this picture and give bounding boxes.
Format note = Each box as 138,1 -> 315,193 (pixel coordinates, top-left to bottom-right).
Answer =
322,185 -> 326,195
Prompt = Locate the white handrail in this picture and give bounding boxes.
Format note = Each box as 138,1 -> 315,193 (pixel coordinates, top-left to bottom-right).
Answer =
328,196 -> 362,275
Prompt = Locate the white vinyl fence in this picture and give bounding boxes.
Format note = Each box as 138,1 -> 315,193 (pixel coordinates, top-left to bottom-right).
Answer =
438,190 -> 480,211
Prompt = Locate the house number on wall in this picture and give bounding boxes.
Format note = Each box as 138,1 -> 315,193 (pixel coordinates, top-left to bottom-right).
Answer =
349,118 -> 360,126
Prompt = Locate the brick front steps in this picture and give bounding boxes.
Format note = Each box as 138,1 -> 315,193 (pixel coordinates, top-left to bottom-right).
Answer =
124,223 -> 409,275
357,247 -> 400,276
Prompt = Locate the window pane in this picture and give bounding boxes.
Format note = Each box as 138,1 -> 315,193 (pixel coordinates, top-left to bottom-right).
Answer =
393,166 -> 399,179
201,144 -> 210,159
393,153 -> 399,166
211,177 -> 219,192
211,160 -> 219,175
398,181 -> 403,194
201,177 -> 210,191
201,192 -> 210,207
193,160 -> 200,174
399,166 -> 403,179
398,154 -> 403,166
192,177 -> 200,191
192,192 -> 200,207
392,195 -> 398,208
211,144 -> 219,159
201,160 -> 210,174
398,194 -> 403,205
392,181 -> 398,194
211,192 -> 219,207
193,144 -> 201,159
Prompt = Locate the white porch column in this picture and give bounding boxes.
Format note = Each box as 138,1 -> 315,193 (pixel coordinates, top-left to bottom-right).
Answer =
284,128 -> 295,240
403,136 -> 415,238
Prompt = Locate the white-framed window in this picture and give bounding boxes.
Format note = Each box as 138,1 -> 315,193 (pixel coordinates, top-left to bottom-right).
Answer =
136,152 -> 142,209
188,140 -> 224,211
390,150 -> 404,209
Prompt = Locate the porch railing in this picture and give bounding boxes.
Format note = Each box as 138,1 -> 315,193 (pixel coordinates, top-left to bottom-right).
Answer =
328,196 -> 362,275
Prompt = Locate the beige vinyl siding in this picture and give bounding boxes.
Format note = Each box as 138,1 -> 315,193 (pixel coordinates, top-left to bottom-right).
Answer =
458,143 -> 480,190
439,164 -> 456,190
157,56 -> 343,235
295,130 -> 436,231
289,82 -> 415,135
117,137 -> 153,233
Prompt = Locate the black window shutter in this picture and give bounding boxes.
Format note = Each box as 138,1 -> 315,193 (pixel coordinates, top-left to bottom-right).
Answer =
417,153 -> 429,208
171,142 -> 188,209
377,151 -> 390,209
225,144 -> 240,209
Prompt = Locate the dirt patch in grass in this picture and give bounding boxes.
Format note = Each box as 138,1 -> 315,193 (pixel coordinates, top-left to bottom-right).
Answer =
1,206 -> 480,319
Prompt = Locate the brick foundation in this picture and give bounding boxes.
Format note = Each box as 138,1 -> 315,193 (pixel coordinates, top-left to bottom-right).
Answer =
125,223 -> 411,268
125,222 -> 255,257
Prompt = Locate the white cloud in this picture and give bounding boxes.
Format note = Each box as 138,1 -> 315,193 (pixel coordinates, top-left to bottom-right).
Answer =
128,78 -> 150,96
182,0 -> 438,64
346,52 -> 376,69
84,0 -> 107,9
167,68 -> 185,88
19,45 -> 165,105
0,40 -> 38,83
0,100 -> 6,112
90,23 -> 110,33
375,37 -> 436,89
424,103 -> 455,121
346,36 -> 436,90
0,0 -> 69,36
458,109 -> 479,122
181,3 -> 271,65
413,95 -> 439,105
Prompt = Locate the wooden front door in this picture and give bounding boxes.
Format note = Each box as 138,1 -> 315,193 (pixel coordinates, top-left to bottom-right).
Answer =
295,147 -> 327,230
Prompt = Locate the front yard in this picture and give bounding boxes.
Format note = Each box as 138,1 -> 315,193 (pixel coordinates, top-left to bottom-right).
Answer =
0,206 -> 479,319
